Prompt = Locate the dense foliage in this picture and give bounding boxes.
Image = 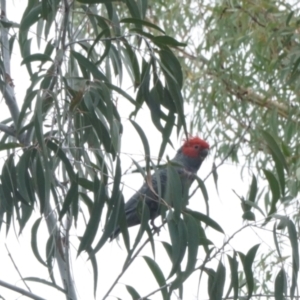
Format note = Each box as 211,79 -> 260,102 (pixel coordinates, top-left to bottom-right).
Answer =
0,0 -> 299,299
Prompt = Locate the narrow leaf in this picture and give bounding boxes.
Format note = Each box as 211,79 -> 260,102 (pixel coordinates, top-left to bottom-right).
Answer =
227,254 -> 239,300
185,209 -> 224,233
239,244 -> 260,299
275,268 -> 287,300
261,131 -> 288,171
121,18 -> 165,33
130,120 -> 150,171
143,256 -> 168,300
59,176 -> 78,221
288,220 -> 299,299
31,218 -> 47,267
126,285 -> 141,299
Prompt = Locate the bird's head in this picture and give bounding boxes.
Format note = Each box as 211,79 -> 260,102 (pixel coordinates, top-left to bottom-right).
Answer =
175,136 -> 209,172
181,136 -> 210,159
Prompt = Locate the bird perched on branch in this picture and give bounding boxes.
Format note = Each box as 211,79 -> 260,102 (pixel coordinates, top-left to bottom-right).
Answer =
110,136 -> 210,240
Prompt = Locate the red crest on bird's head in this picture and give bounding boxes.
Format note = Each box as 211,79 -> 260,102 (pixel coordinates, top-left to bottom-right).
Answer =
181,136 -> 209,158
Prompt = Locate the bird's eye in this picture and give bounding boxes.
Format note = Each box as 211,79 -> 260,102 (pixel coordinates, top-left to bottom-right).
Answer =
194,145 -> 199,149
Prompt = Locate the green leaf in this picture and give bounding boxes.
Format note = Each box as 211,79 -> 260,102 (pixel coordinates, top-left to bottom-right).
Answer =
34,93 -> 45,150
78,178 -> 94,191
208,261 -> 226,300
16,149 -> 35,205
227,254 -> 239,300
0,20 -> 19,28
121,18 -> 165,33
122,40 -> 140,87
71,50 -> 107,81
105,82 -> 136,106
94,157 -> 129,252
31,218 -> 47,267
46,234 -> 55,284
261,131 -> 288,171
78,178 -> 107,255
263,169 -> 280,216
34,154 -> 46,214
159,49 -> 183,88
132,200 -> 151,248
59,176 -> 78,221
1,155 -> 20,234
163,71 -> 187,135
212,162 -> 219,194
96,193 -> 125,251
125,0 -> 141,19
17,90 -> 38,132
194,176 -> 209,203
0,142 -> 21,151
158,112 -> 175,163
126,285 -> 141,299
275,156 -> 285,197
243,200 -> 265,217
242,210 -> 255,221
130,120 -> 150,171
143,256 -> 168,300
288,220 -> 299,299
46,140 -> 76,181
167,217 -> 187,279
248,174 -> 257,203
275,215 -> 289,230
185,209 -> 224,233
183,214 -> 199,276
85,245 -> 98,296
166,163 -> 183,221
273,222 -> 283,259
154,36 -> 187,47
161,241 -> 172,261
19,202 -> 33,235
275,268 -> 287,300
238,244 -> 260,300
21,53 -> 53,65
20,3 -> 42,31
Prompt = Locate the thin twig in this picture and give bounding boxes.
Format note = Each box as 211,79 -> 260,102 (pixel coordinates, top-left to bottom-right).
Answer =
102,238 -> 149,300
102,223 -> 166,300
138,283 -> 171,300
65,35 -> 133,48
196,223 -> 250,298
5,244 -> 32,292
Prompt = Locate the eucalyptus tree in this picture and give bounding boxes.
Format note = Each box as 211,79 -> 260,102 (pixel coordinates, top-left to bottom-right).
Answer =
0,0 -> 299,299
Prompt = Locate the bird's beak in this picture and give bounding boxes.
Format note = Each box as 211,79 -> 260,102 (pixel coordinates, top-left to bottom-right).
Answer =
200,148 -> 209,159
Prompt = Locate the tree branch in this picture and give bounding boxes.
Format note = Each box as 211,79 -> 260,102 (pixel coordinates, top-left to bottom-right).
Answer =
102,223 -> 166,299
5,244 -> 32,292
0,279 -> 45,300
39,2 -> 77,299
138,283 -> 171,300
0,0 -> 26,144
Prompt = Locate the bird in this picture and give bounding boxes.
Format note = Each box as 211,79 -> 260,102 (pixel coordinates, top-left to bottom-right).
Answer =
110,136 -> 210,240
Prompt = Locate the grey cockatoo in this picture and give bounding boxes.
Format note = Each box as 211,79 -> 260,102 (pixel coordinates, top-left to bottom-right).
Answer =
110,137 -> 210,240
